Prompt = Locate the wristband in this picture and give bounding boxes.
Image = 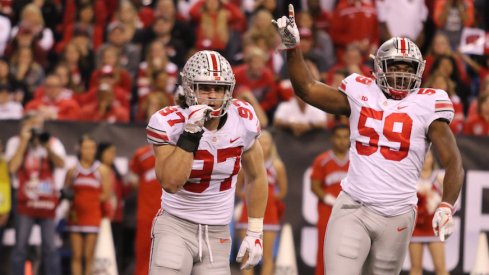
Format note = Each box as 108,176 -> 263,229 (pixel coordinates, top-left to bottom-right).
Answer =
439,202 -> 455,214
248,217 -> 264,233
177,130 -> 203,153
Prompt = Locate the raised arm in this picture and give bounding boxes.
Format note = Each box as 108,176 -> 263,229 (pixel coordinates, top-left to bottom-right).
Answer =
272,4 -> 350,116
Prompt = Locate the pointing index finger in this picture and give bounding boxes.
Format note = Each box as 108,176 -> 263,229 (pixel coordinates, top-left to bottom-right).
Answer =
288,4 -> 295,19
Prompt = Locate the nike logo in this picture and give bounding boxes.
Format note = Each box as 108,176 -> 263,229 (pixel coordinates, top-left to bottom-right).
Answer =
230,137 -> 239,143
397,226 -> 408,232
397,105 -> 408,110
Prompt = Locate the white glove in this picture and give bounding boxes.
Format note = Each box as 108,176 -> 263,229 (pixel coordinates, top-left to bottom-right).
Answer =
323,194 -> 336,206
432,202 -> 455,242
271,4 -> 300,50
185,104 -> 213,133
236,230 -> 263,270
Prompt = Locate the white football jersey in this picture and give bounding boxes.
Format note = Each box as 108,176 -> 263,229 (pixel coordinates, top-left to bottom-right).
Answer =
146,99 -> 260,225
339,73 -> 454,216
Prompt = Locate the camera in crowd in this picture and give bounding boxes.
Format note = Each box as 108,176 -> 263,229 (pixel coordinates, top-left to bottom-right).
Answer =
30,128 -> 51,144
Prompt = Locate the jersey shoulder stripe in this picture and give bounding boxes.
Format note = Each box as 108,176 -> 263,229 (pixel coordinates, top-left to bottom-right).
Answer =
146,126 -> 169,145
435,100 -> 454,113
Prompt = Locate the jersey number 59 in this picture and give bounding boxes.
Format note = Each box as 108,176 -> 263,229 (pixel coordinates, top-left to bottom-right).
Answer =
357,107 -> 413,161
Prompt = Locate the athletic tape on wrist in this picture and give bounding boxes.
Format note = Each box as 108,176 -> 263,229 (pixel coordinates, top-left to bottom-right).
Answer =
248,217 -> 264,233
176,130 -> 203,153
439,202 -> 455,214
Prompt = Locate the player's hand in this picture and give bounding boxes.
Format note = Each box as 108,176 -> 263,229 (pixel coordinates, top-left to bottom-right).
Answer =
323,194 -> 336,206
185,104 -> 213,133
271,4 -> 300,50
236,230 -> 263,270
432,202 -> 455,242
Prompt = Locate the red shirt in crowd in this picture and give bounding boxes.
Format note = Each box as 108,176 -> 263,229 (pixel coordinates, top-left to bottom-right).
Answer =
464,114 -> 489,136
25,96 -> 81,121
233,64 -> 278,112
80,101 -> 129,123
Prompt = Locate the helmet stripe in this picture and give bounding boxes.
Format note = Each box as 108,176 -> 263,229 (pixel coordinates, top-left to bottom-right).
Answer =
207,52 -> 221,77
399,38 -> 407,54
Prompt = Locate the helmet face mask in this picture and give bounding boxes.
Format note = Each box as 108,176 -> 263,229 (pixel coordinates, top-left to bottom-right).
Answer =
373,37 -> 425,100
181,50 -> 235,117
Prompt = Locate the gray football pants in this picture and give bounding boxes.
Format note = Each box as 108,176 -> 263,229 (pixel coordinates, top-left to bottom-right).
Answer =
324,192 -> 416,275
149,211 -> 232,275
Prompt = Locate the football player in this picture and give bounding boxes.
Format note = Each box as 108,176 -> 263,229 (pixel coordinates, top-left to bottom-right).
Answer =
146,50 -> 268,274
273,5 -> 463,275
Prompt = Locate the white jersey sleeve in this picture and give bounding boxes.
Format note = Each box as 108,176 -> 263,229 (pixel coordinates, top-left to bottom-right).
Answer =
426,89 -> 454,128
231,99 -> 261,151
146,106 -> 186,146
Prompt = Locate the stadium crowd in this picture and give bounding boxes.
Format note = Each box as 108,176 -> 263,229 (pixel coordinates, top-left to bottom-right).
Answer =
0,0 -> 488,274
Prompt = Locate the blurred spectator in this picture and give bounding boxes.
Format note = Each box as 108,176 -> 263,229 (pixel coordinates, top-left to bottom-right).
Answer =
423,33 -> 469,86
79,78 -> 130,123
425,73 -> 465,134
433,0 -> 475,50
0,84 -> 23,120
236,130 -> 287,275
330,0 -> 379,60
97,21 -> 141,78
310,124 -> 350,275
64,135 -> 110,275
33,63 -> 79,98
409,150 -> 447,275
0,138 -> 10,253
234,46 -> 278,119
298,27 -> 331,74
148,0 -> 195,66
136,70 -> 173,123
60,42 -> 94,91
243,9 -> 280,58
326,43 -> 372,84
242,10 -> 284,74
96,142 -> 129,273
0,0 -> 13,18
325,69 -> 349,129
274,93 -> 327,136
80,64 -> 130,110
467,75 -> 489,119
5,113 -> 65,275
9,47 -> 45,100
464,93 -> 489,136
302,0 -> 332,33
61,0 -> 108,30
127,144 -> 161,275
55,3 -> 104,53
430,54 -> 470,107
113,0 -> 146,45
24,74 -> 81,121
53,62 -> 85,94
377,0 -> 428,47
91,46 -> 132,94
136,40 -> 178,101
189,0 -> 245,55
0,57 -> 28,103
460,54 -> 489,86
8,4 -> 55,66
296,11 -> 335,70
0,10 -> 11,55
250,0 -> 280,18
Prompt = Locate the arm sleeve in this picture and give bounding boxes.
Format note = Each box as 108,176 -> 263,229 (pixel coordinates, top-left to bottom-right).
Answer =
146,108 -> 179,146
